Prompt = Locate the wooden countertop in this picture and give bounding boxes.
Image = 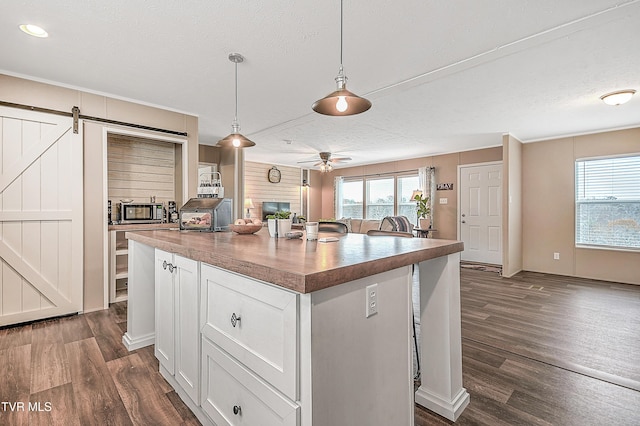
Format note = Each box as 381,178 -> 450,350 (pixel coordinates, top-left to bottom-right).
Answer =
126,229 -> 464,294
108,223 -> 179,231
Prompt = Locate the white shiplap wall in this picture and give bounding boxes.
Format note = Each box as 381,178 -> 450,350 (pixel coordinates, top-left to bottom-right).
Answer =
245,161 -> 301,220
108,134 -> 176,207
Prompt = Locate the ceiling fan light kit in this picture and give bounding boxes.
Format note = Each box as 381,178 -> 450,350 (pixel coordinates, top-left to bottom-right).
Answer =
217,53 -> 256,148
600,89 -> 636,106
312,0 -> 371,116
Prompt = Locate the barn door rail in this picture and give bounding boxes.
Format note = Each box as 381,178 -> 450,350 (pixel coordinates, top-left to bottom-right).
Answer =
0,101 -> 188,137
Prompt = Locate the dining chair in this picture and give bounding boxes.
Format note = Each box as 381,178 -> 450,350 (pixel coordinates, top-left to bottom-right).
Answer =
318,221 -> 348,233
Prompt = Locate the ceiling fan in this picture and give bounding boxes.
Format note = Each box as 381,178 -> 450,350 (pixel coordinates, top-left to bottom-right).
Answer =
297,152 -> 352,172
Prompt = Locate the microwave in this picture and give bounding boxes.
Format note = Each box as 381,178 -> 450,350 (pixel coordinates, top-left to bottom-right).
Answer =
119,202 -> 164,224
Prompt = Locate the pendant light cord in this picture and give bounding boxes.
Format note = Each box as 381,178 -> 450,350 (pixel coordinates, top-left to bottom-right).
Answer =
340,0 -> 344,67
234,60 -> 238,123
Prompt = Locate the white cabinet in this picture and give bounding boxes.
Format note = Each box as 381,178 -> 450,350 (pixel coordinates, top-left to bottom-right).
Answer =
200,263 -> 300,425
201,337 -> 299,426
200,264 -> 299,400
155,249 -> 200,404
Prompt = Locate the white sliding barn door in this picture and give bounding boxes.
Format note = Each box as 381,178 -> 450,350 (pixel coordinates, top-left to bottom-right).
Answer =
0,106 -> 83,326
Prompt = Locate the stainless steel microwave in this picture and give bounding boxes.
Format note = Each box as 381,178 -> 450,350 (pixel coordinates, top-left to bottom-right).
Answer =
119,202 -> 164,224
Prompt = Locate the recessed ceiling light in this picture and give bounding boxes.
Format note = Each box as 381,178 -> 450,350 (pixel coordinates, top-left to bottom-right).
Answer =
600,90 -> 636,106
19,24 -> 48,38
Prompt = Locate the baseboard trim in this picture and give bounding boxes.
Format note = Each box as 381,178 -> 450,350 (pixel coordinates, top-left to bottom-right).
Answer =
122,331 -> 154,351
415,386 -> 470,422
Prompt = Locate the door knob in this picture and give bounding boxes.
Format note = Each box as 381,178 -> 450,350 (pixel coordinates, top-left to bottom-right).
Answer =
162,260 -> 168,270
461,214 -> 466,217
461,220 -> 466,224
233,405 -> 241,415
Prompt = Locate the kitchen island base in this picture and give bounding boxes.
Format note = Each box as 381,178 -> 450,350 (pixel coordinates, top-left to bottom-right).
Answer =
124,230 -> 468,424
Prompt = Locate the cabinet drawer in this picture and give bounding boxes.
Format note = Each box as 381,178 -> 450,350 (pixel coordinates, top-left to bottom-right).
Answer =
201,337 -> 299,426
200,264 -> 298,400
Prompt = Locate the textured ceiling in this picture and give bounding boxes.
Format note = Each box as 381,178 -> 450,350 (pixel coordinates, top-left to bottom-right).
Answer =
1,0 -> 639,168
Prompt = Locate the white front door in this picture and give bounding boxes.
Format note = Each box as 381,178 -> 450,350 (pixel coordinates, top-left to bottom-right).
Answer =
458,162 -> 502,265
0,106 -> 83,326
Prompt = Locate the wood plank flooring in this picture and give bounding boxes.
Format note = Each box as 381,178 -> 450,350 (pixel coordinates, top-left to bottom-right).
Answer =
1,269 -> 639,425
0,305 -> 199,426
415,269 -> 640,425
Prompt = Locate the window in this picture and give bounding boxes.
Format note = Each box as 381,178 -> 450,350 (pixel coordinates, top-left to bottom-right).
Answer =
575,155 -> 640,249
366,178 -> 394,219
397,175 -> 420,222
341,179 -> 363,219
336,173 -> 420,223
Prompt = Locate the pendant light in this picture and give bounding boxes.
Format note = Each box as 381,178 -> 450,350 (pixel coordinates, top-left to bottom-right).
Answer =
217,53 -> 256,148
312,0 -> 371,116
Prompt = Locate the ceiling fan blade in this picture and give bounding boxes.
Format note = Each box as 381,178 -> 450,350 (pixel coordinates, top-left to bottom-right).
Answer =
329,157 -> 352,163
297,159 -> 322,163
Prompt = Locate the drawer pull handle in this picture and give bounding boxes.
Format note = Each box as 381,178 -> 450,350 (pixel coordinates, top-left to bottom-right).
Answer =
233,405 -> 241,415
231,312 -> 241,327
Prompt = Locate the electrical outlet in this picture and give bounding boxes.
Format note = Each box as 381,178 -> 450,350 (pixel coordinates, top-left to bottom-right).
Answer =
553,252 -> 560,260
366,284 -> 378,318
439,198 -> 448,204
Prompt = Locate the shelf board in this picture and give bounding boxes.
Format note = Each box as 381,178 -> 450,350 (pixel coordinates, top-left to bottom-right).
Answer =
114,291 -> 128,303
116,240 -> 129,251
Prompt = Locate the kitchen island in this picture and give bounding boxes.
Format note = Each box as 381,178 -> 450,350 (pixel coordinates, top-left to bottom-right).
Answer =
124,229 -> 469,425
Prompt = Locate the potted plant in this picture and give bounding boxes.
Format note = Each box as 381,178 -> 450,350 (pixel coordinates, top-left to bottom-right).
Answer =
413,193 -> 431,229
266,214 -> 278,237
275,210 -> 292,237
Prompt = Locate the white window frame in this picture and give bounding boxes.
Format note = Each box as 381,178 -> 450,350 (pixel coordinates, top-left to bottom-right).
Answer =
575,153 -> 640,251
336,172 -> 419,220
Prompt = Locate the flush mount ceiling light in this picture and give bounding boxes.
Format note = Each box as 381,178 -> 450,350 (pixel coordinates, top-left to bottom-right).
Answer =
19,24 -> 48,38
312,0 -> 371,116
600,89 -> 636,106
217,53 -> 256,148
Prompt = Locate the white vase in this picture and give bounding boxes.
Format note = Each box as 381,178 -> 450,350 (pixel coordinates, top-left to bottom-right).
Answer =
277,219 -> 292,237
267,219 -> 278,237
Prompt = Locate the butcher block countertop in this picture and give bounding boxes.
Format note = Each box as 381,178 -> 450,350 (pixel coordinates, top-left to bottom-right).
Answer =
126,229 -> 464,294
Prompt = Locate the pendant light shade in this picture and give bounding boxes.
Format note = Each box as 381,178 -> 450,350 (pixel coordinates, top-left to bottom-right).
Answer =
217,53 -> 256,148
312,0 -> 371,116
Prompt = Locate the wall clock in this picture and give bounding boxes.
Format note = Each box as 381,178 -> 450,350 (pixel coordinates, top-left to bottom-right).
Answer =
268,166 -> 281,183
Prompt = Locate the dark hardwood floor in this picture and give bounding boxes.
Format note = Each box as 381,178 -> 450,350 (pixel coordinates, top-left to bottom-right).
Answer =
415,269 -> 640,426
0,304 -> 199,426
1,269 -> 639,425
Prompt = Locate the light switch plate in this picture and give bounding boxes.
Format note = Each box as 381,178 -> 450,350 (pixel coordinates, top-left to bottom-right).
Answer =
439,198 -> 448,204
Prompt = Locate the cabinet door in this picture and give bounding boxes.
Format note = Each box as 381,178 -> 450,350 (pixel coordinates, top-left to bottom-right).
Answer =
155,249 -> 175,374
174,255 -> 200,404
201,337 -> 299,426
201,264 -> 298,400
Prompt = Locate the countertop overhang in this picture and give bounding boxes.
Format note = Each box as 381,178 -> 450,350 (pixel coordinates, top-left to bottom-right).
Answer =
126,229 -> 464,294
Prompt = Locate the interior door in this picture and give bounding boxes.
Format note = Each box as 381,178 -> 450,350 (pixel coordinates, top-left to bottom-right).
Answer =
0,106 -> 83,326
459,163 -> 502,265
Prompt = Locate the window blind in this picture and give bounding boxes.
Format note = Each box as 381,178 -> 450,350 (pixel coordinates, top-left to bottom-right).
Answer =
575,155 -> 640,249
